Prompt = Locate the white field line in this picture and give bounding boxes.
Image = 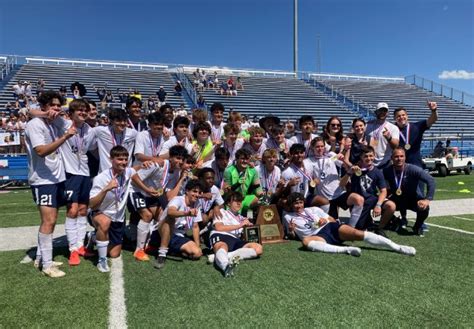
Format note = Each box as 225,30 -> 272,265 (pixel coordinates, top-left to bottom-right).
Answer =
453,216 -> 474,222
108,257 -> 127,329
410,220 -> 474,235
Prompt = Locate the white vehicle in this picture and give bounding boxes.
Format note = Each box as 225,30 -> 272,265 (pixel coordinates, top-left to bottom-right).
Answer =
423,136 -> 473,177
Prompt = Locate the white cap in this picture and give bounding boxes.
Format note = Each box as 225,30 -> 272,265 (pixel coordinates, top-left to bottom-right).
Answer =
376,102 -> 389,111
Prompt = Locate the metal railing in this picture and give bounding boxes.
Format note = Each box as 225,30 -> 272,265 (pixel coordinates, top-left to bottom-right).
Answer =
307,72 -> 405,83
0,56 -> 15,80
406,75 -> 474,108
174,66 -> 197,107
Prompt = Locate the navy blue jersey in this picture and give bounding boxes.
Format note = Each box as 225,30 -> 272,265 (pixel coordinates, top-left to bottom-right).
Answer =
383,163 -> 435,200
398,120 -> 429,167
350,167 -> 386,198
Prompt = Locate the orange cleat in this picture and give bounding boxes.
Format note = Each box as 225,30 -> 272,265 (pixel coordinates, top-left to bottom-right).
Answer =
134,248 -> 150,262
69,250 -> 81,266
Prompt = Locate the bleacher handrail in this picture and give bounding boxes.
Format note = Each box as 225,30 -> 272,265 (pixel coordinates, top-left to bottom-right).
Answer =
405,74 -> 474,108
174,66 -> 197,107
308,72 -> 405,82
182,66 -> 297,78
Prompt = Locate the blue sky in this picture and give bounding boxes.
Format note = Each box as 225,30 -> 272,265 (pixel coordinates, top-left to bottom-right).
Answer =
1,0 -> 473,94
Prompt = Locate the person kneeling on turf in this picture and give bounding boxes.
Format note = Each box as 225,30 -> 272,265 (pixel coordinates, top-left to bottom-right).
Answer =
154,179 -> 204,269
284,192 -> 416,257
208,192 -> 263,277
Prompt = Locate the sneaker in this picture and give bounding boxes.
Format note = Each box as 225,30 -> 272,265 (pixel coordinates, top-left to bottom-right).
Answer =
207,254 -> 215,264
77,245 -> 95,258
346,247 -> 362,257
374,228 -> 388,238
153,256 -> 166,270
69,250 -> 81,266
42,266 -> 66,278
421,223 -> 429,232
134,248 -> 150,262
398,245 -> 416,256
97,258 -> 110,273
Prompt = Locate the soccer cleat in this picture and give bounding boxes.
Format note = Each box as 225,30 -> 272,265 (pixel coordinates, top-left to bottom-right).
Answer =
97,258 -> 110,273
207,254 -> 215,264
153,256 -> 166,270
42,266 -> 66,278
69,250 -> 81,266
224,256 -> 240,277
346,247 -> 362,257
398,245 -> 416,256
134,248 -> 150,262
77,245 -> 95,258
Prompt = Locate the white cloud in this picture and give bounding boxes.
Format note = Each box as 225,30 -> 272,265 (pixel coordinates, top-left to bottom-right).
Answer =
438,70 -> 474,80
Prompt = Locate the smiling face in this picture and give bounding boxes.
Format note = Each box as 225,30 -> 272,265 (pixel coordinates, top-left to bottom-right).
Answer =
112,119 -> 127,134
292,199 -> 305,213
360,151 -> 375,168
87,104 -> 98,121
127,102 -> 141,120
312,140 -> 325,157
169,155 -> 184,169
44,98 -> 63,114
175,124 -> 189,139
291,150 -> 305,165
391,149 -> 406,169
111,155 -> 128,174
197,129 -> 210,143
328,119 -> 341,136
250,133 -> 263,148
375,109 -> 388,121
301,121 -> 315,135
70,104 -> 89,125
186,187 -> 201,204
394,110 -> 409,127
229,199 -> 243,213
212,109 -> 224,124
352,120 -> 366,137
149,122 -> 164,138
236,155 -> 250,171
202,171 -> 215,188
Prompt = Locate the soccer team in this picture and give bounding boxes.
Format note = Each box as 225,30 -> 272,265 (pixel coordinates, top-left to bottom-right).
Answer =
25,90 -> 437,278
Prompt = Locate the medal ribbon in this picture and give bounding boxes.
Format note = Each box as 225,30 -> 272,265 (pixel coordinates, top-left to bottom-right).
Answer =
184,206 -> 194,229
110,169 -> 125,204
291,164 -> 312,182
109,127 -> 123,146
263,167 -> 277,192
228,210 -> 245,224
393,167 -> 405,193
160,161 -> 170,189
399,123 -> 410,145
373,122 -> 386,140
75,125 -> 84,155
149,131 -> 162,157
298,210 -> 315,226
44,120 -> 59,155
299,135 -> 312,156
211,125 -> 222,141
315,157 -> 327,178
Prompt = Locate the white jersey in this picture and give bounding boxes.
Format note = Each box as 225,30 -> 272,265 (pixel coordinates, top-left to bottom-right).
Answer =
25,118 -> 66,185
283,207 -> 330,240
242,141 -> 267,166
208,121 -> 225,141
89,126 -> 137,172
309,154 -> 345,200
255,165 -> 281,194
366,120 -> 400,166
290,133 -> 318,157
265,137 -> 294,151
90,167 -> 136,222
198,185 -> 224,213
159,196 -> 202,237
281,160 -> 314,198
211,209 -> 246,238
134,130 -> 165,161
53,117 -> 93,176
130,160 -> 170,196
223,139 -> 245,163
159,136 -> 191,156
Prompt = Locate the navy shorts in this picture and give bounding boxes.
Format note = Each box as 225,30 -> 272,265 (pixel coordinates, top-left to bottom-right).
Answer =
31,182 -> 67,209
209,233 -> 246,252
316,222 -> 344,245
169,234 -> 193,254
109,221 -> 126,246
65,173 -> 91,204
128,192 -> 160,212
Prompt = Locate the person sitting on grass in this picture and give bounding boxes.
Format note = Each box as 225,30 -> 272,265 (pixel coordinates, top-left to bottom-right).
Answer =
89,146 -> 156,273
153,179 -> 204,270
284,192 -> 416,257
208,191 -> 263,277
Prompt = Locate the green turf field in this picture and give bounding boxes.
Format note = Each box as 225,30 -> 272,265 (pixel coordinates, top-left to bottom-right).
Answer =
433,173 -> 474,200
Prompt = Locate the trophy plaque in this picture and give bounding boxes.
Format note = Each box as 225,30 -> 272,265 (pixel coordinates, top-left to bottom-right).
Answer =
243,226 -> 261,244
255,204 -> 286,244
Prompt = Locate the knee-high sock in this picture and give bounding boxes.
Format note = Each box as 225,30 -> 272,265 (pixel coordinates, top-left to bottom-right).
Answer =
348,204 -> 363,227
136,220 -> 150,250
38,232 -> 53,268
65,217 -> 78,252
307,240 -> 360,255
227,248 -> 258,260
96,240 -> 109,260
215,248 -> 229,271
76,216 -> 88,248
363,231 -> 401,251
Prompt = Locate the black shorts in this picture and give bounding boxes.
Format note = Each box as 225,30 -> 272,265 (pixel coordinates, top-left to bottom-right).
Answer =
169,234 -> 192,254
31,182 -> 67,209
128,192 -> 160,212
209,232 -> 246,252
109,221 -> 126,246
316,222 -> 344,245
65,173 -> 91,204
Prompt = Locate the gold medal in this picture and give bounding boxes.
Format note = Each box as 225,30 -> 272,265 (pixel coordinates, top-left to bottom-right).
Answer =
266,191 -> 272,197
355,168 -> 362,176
187,171 -> 194,179
279,143 -> 285,151
396,188 -> 402,196
156,188 -> 164,196
309,180 -> 317,188
404,144 -> 411,151
185,229 -> 193,237
220,189 -> 225,196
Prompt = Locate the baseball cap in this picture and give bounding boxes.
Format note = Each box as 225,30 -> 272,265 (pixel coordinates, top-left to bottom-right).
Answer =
376,102 -> 389,111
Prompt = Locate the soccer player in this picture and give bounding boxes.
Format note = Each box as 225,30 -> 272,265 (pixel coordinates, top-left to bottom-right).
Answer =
255,149 -> 284,203
284,192 -> 416,257
188,121 -> 214,167
25,90 -> 76,277
125,97 -> 148,132
159,115 -> 191,158
223,149 -> 263,214
242,126 -> 267,166
222,123 -> 245,163
281,144 -> 314,206
208,192 -> 263,277
289,115 -> 318,157
153,179 -> 204,269
134,112 -> 166,164
381,147 -> 436,236
205,147 -> 230,191
265,125 -> 293,169
89,146 -> 154,272
208,102 -> 225,147
365,102 -> 399,168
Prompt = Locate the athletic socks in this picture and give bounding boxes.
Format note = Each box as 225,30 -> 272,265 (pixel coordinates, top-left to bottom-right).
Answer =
76,216 -> 88,248
65,217 -> 78,252
96,240 -> 109,260
307,240 -> 361,256
215,248 -> 229,271
158,247 -> 168,258
363,231 -> 416,256
348,204 -> 363,227
136,220 -> 150,250
227,248 -> 258,260
38,232 -> 53,268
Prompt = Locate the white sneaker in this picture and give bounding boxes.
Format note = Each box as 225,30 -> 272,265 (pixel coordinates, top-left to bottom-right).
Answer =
347,247 -> 362,257
207,254 -> 215,264
399,245 -> 416,256
97,258 -> 110,273
42,266 -> 66,278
